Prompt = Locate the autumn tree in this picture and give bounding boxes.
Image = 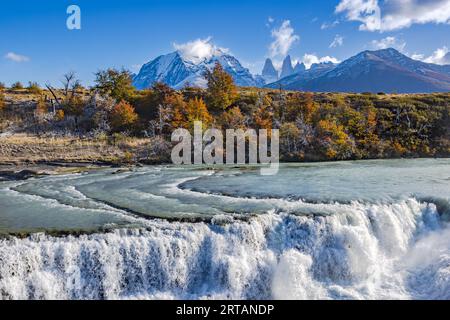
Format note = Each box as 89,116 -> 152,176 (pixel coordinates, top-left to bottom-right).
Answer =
204,62 -> 238,112
186,97 -> 212,126
109,100 -> 138,132
150,91 -> 183,135
45,72 -> 84,123
95,68 -> 135,102
316,119 -> 355,160
171,97 -> 212,130
221,106 -> 247,129
55,110 -> 65,122
285,92 -> 318,124
253,93 -> 273,131
45,73 -> 86,131
168,93 -> 189,129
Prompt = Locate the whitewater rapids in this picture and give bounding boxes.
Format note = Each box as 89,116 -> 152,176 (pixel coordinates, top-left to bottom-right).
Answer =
0,160 -> 449,300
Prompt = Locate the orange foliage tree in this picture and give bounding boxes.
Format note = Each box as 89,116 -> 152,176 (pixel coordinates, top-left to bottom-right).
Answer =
110,100 -> 138,132
171,97 -> 212,130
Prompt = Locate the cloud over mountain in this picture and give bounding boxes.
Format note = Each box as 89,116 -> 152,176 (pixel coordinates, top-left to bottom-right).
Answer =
173,37 -> 229,64
269,20 -> 299,58
336,0 -> 450,32
301,54 -> 340,69
370,36 -> 406,51
423,46 -> 450,64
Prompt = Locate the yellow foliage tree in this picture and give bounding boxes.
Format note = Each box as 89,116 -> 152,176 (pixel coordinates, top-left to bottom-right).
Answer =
316,119 -> 355,160
204,63 -> 238,112
169,94 -> 189,129
254,94 -> 274,131
186,97 -> 212,129
55,109 -> 65,122
286,92 -> 318,124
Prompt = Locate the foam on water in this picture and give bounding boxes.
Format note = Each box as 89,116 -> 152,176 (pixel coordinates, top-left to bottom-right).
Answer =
1,160 -> 449,300
1,199 -> 449,300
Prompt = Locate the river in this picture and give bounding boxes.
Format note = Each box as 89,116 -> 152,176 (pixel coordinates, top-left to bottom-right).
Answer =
0,159 -> 449,299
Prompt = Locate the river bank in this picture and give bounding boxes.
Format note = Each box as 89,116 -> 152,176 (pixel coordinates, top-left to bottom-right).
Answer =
0,133 -> 173,181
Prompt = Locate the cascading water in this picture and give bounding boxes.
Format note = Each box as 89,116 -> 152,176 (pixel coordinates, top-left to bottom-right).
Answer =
0,160 -> 449,300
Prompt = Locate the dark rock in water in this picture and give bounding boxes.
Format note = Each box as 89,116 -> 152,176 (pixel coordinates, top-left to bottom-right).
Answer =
0,169 -> 49,181
112,168 -> 133,175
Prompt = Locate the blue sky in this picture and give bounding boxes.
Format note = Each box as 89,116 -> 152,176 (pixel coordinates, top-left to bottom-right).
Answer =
1,0 -> 450,86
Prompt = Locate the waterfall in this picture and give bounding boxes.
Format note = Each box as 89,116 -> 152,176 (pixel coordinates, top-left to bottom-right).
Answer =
1,198 -> 449,300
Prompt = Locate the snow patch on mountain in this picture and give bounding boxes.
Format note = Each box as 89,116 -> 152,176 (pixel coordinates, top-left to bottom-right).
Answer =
133,50 -> 263,90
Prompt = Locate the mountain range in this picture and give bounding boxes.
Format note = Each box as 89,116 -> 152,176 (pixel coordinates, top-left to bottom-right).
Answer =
133,48 -> 450,93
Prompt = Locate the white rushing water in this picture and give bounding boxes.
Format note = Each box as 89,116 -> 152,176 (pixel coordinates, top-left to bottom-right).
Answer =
0,159 -> 449,300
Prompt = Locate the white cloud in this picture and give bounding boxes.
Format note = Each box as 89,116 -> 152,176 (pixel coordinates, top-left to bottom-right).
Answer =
4,52 -> 30,63
336,0 -> 450,32
423,46 -> 449,64
330,35 -> 344,48
269,20 -> 300,58
370,36 -> 406,51
408,46 -> 450,64
301,54 -> 341,69
336,0 -> 381,31
410,53 -> 425,61
173,37 -> 229,64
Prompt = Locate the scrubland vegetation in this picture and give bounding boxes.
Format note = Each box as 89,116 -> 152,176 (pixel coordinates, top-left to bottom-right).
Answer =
1,63 -> 449,164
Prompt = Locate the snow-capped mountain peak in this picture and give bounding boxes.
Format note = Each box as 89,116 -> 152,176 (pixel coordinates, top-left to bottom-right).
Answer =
133,50 -> 262,90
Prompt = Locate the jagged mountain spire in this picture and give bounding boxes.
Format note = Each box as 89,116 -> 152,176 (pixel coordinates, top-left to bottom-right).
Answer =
280,55 -> 294,79
261,58 -> 278,83
294,62 -> 306,73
